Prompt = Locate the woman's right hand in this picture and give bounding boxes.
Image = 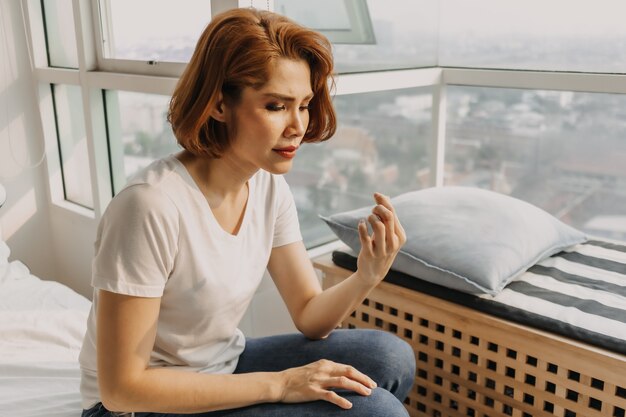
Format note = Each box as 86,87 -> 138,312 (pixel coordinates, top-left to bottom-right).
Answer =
278,359 -> 377,409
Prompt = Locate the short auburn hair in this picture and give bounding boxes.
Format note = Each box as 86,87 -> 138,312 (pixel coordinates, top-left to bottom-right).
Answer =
168,8 -> 336,158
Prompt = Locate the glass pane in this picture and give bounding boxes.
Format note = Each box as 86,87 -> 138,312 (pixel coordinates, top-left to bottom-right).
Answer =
440,0 -> 626,73
42,0 -> 79,68
105,91 -> 178,193
276,0 -> 374,44
53,85 -> 93,208
445,86 -> 626,242
103,0 -> 211,62
286,87 -> 433,248
277,0 -> 438,73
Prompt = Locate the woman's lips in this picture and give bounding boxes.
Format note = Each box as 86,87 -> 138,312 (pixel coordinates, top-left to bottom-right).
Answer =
273,146 -> 298,159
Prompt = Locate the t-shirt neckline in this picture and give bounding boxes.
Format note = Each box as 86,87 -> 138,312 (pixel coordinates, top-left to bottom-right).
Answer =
168,155 -> 254,240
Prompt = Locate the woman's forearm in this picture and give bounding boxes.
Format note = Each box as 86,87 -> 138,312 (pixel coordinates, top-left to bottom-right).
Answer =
295,270 -> 378,339
102,368 -> 283,413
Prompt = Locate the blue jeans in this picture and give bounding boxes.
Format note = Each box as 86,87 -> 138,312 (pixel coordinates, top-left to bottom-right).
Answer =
82,329 -> 415,417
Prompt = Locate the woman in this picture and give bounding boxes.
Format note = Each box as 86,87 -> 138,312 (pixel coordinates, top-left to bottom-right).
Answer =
79,7 -> 415,417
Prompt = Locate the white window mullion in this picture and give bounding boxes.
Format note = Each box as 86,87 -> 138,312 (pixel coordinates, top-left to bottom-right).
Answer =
335,67 -> 440,96
102,91 -> 125,195
21,0 -> 48,68
22,1 -> 63,210
74,0 -> 111,217
84,71 -> 178,96
95,0 -> 113,63
37,83 -> 64,206
98,60 -> 187,78
443,68 -> 626,95
33,67 -> 80,85
430,81 -> 446,187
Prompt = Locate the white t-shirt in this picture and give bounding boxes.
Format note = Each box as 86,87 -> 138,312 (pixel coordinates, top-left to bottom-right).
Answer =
79,155 -> 302,409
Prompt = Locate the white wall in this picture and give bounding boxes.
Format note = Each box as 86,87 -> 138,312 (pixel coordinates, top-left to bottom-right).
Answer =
0,0 -> 58,282
0,0 -> 299,338
0,1 -> 118,301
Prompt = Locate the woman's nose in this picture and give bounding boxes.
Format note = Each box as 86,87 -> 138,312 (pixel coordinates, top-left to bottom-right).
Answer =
285,110 -> 307,138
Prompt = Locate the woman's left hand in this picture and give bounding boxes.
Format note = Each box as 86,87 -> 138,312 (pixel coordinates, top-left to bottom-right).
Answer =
356,192 -> 407,287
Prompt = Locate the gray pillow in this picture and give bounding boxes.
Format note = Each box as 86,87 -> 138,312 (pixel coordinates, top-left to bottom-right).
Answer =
320,186 -> 587,295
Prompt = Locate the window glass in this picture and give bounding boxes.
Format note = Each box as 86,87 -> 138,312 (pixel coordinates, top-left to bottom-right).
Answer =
52,85 -> 93,208
42,0 -> 79,68
104,91 -> 178,193
276,0 -> 438,73
439,0 -> 626,73
105,88 -> 433,248
286,87 -> 433,248
445,86 -> 626,241
102,0 -> 211,62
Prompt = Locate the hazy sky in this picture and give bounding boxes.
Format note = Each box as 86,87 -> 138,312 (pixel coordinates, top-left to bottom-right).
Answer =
107,0 -> 626,56
109,0 -> 626,43
109,0 -> 212,42
441,0 -> 626,36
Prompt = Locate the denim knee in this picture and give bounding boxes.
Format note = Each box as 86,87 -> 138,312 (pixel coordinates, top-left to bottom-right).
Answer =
349,387 -> 409,417
361,329 -> 416,400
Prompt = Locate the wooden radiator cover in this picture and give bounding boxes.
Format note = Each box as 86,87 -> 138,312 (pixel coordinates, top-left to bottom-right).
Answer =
313,253 -> 626,417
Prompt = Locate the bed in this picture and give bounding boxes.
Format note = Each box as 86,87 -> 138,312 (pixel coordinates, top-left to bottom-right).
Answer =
0,241 -> 90,417
313,238 -> 626,417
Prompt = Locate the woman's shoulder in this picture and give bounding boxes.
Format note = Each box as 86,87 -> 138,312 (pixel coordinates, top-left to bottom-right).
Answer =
115,155 -> 189,204
125,155 -> 181,189
104,158 -> 181,223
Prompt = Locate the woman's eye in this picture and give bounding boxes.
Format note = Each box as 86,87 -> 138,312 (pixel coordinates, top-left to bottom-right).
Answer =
299,104 -> 311,111
266,104 -> 286,111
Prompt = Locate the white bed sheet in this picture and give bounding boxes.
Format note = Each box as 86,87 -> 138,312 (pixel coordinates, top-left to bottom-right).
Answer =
0,256 -> 90,417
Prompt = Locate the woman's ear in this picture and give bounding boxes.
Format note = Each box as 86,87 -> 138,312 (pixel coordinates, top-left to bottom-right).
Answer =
209,93 -> 227,123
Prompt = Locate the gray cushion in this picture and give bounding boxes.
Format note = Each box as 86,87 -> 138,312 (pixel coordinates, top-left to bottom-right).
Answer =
321,186 -> 587,295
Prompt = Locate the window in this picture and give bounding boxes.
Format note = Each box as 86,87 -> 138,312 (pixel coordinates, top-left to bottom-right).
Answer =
41,0 -> 78,68
445,86 -> 626,241
275,0 -> 375,44
104,91 -> 178,194
51,84 -> 93,208
278,0 -> 438,73
439,0 -> 626,73
286,87 -> 433,247
99,0 -> 212,63
24,0 -> 626,246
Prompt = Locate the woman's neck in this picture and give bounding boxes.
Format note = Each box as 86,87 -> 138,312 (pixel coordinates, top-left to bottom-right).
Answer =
175,150 -> 255,205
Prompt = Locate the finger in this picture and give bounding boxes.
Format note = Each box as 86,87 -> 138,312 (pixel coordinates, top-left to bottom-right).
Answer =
368,214 -> 386,255
320,389 -> 353,409
341,365 -> 377,389
372,204 -> 396,249
374,192 -> 406,243
326,376 -> 372,396
357,219 -> 373,257
325,362 -> 377,389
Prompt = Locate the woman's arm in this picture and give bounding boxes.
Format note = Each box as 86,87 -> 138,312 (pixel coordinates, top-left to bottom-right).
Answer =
96,289 -> 284,413
268,193 -> 406,340
97,290 -> 375,412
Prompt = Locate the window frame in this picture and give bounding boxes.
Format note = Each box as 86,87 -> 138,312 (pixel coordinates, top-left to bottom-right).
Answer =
22,0 -> 626,247
275,0 -> 375,44
92,0 -> 241,77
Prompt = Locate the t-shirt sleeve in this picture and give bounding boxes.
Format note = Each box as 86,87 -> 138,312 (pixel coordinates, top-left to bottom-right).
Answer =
272,175 -> 303,248
92,184 -> 179,297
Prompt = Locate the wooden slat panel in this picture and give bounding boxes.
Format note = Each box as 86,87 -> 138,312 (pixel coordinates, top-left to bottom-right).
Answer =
315,256 -> 626,417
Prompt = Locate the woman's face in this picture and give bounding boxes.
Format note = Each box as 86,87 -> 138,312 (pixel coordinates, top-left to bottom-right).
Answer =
224,57 -> 314,175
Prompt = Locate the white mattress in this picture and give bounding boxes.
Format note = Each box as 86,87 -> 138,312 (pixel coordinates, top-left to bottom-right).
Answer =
0,255 -> 90,417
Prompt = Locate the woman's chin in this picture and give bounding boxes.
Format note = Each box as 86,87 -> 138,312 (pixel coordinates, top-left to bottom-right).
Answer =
265,160 -> 294,175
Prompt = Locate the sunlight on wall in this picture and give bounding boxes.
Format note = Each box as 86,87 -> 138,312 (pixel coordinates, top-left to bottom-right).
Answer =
0,116 -> 30,179
0,188 -> 36,240
0,2 -> 19,82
